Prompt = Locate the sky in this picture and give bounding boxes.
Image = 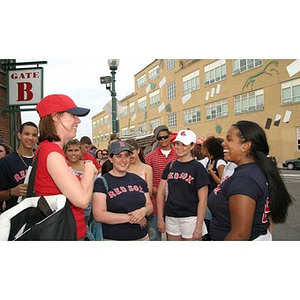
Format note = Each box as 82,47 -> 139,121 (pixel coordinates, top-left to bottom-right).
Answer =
19,58 -> 153,139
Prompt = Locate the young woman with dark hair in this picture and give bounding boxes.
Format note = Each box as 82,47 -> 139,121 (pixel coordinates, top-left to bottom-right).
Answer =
208,120 -> 292,241
125,138 -> 153,197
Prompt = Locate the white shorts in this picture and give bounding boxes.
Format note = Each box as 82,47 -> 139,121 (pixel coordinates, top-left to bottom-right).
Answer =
165,216 -> 207,239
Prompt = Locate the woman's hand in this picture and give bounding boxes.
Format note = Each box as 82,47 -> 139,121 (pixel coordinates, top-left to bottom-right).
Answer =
128,207 -> 147,224
157,217 -> 166,233
192,229 -> 203,241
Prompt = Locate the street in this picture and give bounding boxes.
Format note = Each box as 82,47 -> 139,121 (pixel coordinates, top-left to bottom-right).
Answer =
272,169 -> 300,241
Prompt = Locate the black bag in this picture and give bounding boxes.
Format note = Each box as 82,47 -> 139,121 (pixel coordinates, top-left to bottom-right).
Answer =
0,148 -> 77,241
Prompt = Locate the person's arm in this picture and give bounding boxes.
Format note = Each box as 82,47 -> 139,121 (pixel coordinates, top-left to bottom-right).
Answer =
92,192 -> 131,224
145,165 -> 153,197
0,184 -> 28,202
207,162 -> 225,185
224,194 -> 256,240
156,179 -> 167,233
47,151 -> 97,209
193,185 -> 208,241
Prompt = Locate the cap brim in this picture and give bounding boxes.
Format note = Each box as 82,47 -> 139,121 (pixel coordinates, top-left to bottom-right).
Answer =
66,107 -> 90,116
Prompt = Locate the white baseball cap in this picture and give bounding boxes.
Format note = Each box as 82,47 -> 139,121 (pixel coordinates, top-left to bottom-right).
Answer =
174,130 -> 197,145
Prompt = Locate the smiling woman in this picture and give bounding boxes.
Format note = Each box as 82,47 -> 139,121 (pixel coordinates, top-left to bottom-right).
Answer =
92,140 -> 153,241
33,94 -> 98,240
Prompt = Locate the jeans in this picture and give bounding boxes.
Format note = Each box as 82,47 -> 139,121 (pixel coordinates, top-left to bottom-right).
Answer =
148,215 -> 162,241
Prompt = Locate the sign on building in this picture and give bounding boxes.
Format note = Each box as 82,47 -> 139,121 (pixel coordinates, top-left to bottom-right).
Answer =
8,68 -> 43,106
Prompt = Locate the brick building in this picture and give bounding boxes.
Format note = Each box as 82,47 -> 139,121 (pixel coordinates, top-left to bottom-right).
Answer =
93,59 -> 300,164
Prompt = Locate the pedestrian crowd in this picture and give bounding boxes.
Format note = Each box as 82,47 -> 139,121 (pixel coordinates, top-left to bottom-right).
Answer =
0,94 -> 293,241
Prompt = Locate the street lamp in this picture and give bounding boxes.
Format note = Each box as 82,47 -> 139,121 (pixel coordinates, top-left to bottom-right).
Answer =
100,59 -> 120,135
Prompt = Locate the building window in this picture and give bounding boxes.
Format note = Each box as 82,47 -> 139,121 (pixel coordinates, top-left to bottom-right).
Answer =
183,70 -> 200,95
92,121 -> 96,130
234,89 -> 264,114
138,96 -> 147,112
281,78 -> 300,105
168,112 -> 177,128
297,127 -> 300,151
121,105 -> 128,118
104,115 -> 109,125
130,125 -> 135,133
167,59 -> 175,70
183,106 -> 201,125
121,127 -> 128,136
149,65 -> 159,81
100,118 -> 103,126
149,90 -> 160,107
129,102 -> 135,115
149,117 -> 161,133
104,133 -> 109,141
138,121 -> 147,133
96,120 -> 99,128
206,99 -> 228,120
100,135 -> 104,142
204,59 -> 226,86
167,81 -> 176,100
232,59 -> 263,75
137,74 -> 146,88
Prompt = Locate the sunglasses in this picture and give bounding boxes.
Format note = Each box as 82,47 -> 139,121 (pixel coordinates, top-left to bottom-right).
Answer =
157,135 -> 169,141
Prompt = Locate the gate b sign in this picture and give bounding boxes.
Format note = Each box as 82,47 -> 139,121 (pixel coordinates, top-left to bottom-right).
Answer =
8,68 -> 43,106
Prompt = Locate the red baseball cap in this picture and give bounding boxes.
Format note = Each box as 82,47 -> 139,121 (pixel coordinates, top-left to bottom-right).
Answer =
36,94 -> 90,118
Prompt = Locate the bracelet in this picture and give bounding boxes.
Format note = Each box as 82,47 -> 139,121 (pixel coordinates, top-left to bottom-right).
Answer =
84,160 -> 93,164
8,189 -> 12,198
195,229 -> 202,234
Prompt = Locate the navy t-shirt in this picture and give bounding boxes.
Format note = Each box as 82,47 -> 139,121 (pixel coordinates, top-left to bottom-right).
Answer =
93,172 -> 149,240
208,162 -> 270,241
162,159 -> 209,217
0,151 -> 33,210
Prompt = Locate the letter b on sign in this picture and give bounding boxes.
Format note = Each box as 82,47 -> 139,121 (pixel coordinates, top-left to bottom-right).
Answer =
17,82 -> 33,101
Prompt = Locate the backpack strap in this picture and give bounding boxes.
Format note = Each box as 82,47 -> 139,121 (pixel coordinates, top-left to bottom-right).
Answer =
100,176 -> 109,193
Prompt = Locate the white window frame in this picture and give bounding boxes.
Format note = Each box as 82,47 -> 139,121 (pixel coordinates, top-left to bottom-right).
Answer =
204,59 -> 226,86
183,106 -> 201,125
281,78 -> 300,106
183,70 -> 200,95
121,104 -> 128,118
129,102 -> 135,115
138,96 -> 147,112
167,81 -> 176,100
297,127 -> 300,152
137,74 -> 146,88
232,59 -> 263,75
121,127 -> 128,136
149,65 -> 159,81
167,59 -> 175,70
149,89 -> 160,107
149,117 -> 161,133
168,112 -> 177,128
234,89 -> 264,114
206,99 -> 228,120
138,121 -> 147,133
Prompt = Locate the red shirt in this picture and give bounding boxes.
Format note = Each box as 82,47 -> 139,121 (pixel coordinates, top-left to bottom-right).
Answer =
82,152 -> 101,170
145,147 -> 178,215
34,141 -> 86,239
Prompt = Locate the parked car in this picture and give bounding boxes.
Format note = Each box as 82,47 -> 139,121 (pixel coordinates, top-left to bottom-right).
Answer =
282,158 -> 300,170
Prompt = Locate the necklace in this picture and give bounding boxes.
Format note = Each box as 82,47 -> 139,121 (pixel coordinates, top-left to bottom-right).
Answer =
16,149 -> 33,168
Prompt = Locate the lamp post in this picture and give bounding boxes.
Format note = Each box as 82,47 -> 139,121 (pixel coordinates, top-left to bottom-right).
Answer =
108,59 -> 119,135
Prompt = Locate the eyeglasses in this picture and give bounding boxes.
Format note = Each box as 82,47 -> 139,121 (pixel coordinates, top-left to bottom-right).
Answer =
157,135 -> 169,141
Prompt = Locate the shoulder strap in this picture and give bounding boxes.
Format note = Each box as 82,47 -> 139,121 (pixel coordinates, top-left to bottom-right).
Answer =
26,149 -> 41,198
100,176 -> 109,193
169,160 -> 175,172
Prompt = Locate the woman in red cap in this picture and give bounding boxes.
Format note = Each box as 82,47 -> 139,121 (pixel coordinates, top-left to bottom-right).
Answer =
34,94 -> 97,240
